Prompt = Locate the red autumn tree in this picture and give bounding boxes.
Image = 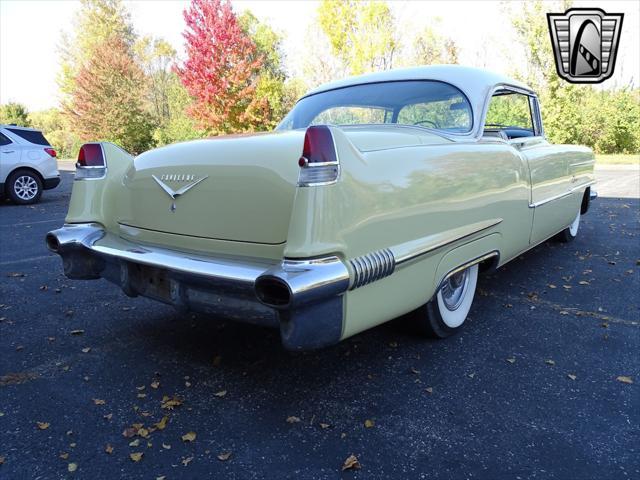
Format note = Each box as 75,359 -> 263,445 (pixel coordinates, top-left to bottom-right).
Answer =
176,0 -> 267,134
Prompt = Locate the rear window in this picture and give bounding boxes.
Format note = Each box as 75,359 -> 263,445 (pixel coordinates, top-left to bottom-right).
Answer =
277,80 -> 473,133
7,128 -> 50,146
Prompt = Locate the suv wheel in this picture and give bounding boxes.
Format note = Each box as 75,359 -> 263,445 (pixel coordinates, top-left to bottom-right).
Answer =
6,169 -> 43,205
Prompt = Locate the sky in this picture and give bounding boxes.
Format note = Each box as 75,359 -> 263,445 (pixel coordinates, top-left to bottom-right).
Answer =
0,0 -> 638,111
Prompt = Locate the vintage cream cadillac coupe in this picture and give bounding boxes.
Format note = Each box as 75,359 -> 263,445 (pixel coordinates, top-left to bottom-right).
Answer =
47,66 -> 596,350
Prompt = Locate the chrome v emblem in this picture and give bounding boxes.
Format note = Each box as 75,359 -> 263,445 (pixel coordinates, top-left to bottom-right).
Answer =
152,174 -> 208,212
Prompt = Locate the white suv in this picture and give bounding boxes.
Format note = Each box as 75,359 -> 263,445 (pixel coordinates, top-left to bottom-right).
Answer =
0,125 -> 60,204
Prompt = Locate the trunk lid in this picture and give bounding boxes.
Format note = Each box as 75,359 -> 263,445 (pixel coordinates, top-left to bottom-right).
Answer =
115,131 -> 304,245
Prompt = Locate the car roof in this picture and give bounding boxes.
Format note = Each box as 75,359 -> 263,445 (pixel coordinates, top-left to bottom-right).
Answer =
304,65 -> 534,98
1,124 -> 41,132
302,65 -> 535,138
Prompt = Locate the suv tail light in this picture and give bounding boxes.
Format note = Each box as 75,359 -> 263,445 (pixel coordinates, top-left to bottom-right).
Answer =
75,143 -> 106,179
297,126 -> 340,186
44,147 -> 57,158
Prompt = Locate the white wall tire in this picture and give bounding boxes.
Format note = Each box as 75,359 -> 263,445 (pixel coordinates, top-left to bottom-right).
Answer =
557,209 -> 580,243
409,264 -> 479,338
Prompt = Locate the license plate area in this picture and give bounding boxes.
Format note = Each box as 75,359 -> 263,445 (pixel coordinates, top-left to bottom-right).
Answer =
128,263 -> 172,301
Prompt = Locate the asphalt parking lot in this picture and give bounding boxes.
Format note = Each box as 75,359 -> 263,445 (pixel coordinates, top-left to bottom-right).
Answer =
1,168 -> 638,479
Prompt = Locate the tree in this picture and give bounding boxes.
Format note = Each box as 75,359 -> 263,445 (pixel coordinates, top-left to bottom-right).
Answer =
239,11 -> 289,128
29,108 -> 79,158
0,103 -> 31,127
59,0 -> 135,97
318,0 -> 397,75
176,0 -> 267,134
412,19 -> 459,66
63,36 -> 153,153
136,37 -> 177,128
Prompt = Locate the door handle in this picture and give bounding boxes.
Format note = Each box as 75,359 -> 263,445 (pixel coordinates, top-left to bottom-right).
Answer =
2,150 -> 15,153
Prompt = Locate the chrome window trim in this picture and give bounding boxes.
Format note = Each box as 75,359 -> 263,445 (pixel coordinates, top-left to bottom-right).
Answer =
479,84 -> 539,139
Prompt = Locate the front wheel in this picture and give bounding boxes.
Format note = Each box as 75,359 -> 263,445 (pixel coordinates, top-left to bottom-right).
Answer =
410,264 -> 479,338
556,210 -> 580,243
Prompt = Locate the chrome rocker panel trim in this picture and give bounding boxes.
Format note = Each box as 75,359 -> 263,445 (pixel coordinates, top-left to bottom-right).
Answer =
46,223 -> 350,350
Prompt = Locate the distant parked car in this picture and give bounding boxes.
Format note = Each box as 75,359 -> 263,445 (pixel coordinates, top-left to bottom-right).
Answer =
0,125 -> 60,204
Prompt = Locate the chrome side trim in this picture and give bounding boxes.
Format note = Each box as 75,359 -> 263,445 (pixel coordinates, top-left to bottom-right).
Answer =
570,180 -> 596,193
436,251 -> 500,292
393,218 -> 503,266
590,189 -> 598,201
529,181 -> 596,208
570,160 -> 596,167
349,248 -> 395,290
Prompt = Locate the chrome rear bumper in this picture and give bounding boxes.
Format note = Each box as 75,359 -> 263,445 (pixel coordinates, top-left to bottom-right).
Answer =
46,223 -> 349,350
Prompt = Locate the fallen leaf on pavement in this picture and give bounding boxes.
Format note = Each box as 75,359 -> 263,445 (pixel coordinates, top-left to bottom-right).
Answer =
155,416 -> 169,430
181,431 -> 197,442
342,454 -> 361,471
320,423 -> 331,429
81,347 -> 91,353
181,456 -> 193,466
425,387 -> 433,394
286,416 -> 301,424
150,381 -> 160,389
68,462 -> 78,472
36,421 -> 50,430
567,374 -> 577,381
214,390 -> 227,398
59,452 -> 69,460
217,451 -> 232,461
137,427 -> 149,438
161,395 -> 183,410
364,419 -> 375,428
162,443 -> 171,450
616,376 -> 633,384
93,399 -> 105,405
129,439 -> 140,447
105,444 -> 113,454
0,456 -> 4,464
506,357 -> 516,364
130,452 -> 143,462
545,359 -> 556,366
70,329 -> 84,335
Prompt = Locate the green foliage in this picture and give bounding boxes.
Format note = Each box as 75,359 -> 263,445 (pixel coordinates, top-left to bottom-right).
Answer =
412,20 -> 459,66
0,102 -> 31,127
29,108 -> 81,158
318,0 -> 396,75
238,10 -> 289,129
64,36 -> 154,153
152,73 -> 205,146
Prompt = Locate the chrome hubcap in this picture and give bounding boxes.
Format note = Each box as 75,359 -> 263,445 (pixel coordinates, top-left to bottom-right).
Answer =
440,269 -> 470,311
14,175 -> 38,200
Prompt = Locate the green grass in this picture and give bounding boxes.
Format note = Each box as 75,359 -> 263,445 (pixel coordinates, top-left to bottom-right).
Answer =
595,154 -> 639,165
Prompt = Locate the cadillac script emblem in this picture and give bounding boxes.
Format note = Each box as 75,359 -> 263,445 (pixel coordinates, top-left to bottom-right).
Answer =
152,174 -> 208,212
547,8 -> 623,84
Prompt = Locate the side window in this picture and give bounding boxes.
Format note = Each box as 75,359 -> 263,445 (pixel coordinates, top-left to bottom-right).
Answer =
398,99 -> 472,131
0,132 -> 12,146
311,106 -> 390,126
484,91 -> 535,139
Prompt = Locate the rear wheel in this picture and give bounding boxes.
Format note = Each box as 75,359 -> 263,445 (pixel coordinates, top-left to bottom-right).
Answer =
410,264 -> 479,338
6,169 -> 43,205
556,209 -> 580,243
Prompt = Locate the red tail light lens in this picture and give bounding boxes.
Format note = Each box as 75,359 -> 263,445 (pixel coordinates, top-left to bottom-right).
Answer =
301,125 -> 337,164
44,147 -> 57,158
297,125 -> 340,187
77,143 -> 105,167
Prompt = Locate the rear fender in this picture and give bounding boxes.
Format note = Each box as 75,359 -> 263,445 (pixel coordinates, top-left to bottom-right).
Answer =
66,142 -> 134,229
